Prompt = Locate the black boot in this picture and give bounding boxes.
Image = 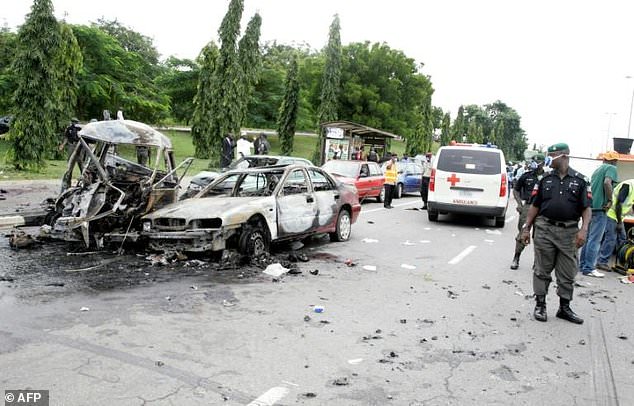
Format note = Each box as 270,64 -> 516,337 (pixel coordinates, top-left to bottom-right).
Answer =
533,295 -> 547,322
510,253 -> 520,270
556,298 -> 584,324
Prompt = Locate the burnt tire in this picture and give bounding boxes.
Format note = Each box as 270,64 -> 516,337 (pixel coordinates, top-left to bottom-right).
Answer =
238,223 -> 269,257
330,209 -> 352,242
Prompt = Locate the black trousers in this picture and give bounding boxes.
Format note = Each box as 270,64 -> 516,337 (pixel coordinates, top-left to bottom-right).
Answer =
421,176 -> 430,204
384,183 -> 395,207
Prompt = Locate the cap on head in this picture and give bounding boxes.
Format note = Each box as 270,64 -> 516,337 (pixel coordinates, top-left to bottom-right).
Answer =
602,150 -> 619,161
71,117 -> 79,123
547,142 -> 569,155
532,153 -> 545,163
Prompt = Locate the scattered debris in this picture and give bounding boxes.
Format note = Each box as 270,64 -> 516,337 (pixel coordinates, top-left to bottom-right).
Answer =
304,315 -> 311,322
401,240 -> 416,246
45,282 -> 65,287
288,252 -> 309,262
0,276 -> 15,282
389,351 -> 398,358
419,240 -> 431,244
290,241 -> 304,250
618,335 -> 628,340
447,290 -> 458,299
309,269 -> 319,275
367,220 -> 374,224
344,258 -> 357,267
66,251 -> 98,257
401,264 -> 416,270
319,320 -> 330,324
155,360 -> 165,367
313,306 -> 325,313
299,392 -> 317,399
400,319 -> 407,324
332,377 -> 349,386
578,339 -> 586,345
8,230 -> 37,249
361,238 -> 379,243
362,265 -> 377,271
263,263 -> 290,277
482,284 -> 491,289
222,299 -> 236,307
80,307 -> 90,312
348,358 -> 364,365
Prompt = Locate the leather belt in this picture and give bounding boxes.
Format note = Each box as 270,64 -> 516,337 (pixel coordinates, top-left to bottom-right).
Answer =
546,218 -> 577,228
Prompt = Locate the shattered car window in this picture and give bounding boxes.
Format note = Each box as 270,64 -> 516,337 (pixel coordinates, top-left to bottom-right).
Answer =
308,168 -> 335,192
282,169 -> 309,195
201,173 -> 242,197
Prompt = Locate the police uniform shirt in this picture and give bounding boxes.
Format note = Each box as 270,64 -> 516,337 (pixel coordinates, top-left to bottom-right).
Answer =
514,170 -> 541,202
531,168 -> 591,221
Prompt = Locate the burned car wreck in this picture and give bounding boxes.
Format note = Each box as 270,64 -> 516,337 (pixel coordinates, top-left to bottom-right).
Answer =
43,120 -> 192,248
140,165 -> 361,256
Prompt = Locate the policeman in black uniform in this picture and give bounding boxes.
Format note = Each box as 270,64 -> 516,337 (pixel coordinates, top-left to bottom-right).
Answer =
60,118 -> 81,159
510,153 -> 545,269
521,143 -> 591,324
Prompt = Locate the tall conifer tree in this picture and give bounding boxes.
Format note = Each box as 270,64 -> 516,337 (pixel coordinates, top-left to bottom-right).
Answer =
277,57 -> 300,155
237,13 -> 262,126
317,14 -> 341,124
191,42 -> 219,158
8,0 -> 61,169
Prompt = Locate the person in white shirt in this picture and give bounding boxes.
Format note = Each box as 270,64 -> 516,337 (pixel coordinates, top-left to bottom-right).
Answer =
236,133 -> 254,159
117,109 -> 124,120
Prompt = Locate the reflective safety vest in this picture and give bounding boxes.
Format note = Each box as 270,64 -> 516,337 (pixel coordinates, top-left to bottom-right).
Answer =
607,179 -> 634,221
384,163 -> 397,184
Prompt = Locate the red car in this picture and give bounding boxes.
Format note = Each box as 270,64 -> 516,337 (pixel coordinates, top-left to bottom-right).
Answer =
322,160 -> 385,202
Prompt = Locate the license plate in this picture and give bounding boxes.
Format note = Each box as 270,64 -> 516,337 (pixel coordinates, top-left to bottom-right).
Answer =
459,190 -> 473,197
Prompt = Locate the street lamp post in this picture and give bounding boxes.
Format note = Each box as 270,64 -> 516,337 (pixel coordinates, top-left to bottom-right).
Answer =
625,75 -> 634,138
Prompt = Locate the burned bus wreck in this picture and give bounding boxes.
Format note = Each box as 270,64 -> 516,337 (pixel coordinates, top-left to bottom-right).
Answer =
43,120 -> 192,248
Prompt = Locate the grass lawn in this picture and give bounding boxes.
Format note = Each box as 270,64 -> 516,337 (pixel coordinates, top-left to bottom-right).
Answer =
0,130 -> 406,181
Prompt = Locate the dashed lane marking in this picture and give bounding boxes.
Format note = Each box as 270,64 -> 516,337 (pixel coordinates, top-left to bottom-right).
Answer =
448,245 -> 477,265
361,200 -> 421,214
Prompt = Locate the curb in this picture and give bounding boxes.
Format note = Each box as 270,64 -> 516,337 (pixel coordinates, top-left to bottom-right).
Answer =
0,215 -> 25,228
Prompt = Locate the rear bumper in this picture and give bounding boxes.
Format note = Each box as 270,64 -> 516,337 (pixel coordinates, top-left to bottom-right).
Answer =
428,202 -> 506,217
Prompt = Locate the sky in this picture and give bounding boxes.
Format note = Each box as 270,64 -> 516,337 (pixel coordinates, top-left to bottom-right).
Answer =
5,0 -> 634,157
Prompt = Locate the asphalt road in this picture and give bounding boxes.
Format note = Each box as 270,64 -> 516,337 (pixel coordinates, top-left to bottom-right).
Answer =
1,189 -> 633,405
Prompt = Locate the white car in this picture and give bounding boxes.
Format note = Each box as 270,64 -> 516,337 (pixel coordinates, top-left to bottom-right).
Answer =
427,144 -> 509,227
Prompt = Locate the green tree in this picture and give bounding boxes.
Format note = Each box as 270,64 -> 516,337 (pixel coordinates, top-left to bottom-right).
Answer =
95,18 -> 160,67
8,0 -> 61,169
0,26 -> 18,112
191,43 -> 219,158
317,14 -> 341,125
155,56 -> 199,124
451,105 -> 466,142
72,25 -> 170,123
440,112 -> 451,146
237,13 -> 262,127
277,57 -> 300,155
52,22 -> 83,152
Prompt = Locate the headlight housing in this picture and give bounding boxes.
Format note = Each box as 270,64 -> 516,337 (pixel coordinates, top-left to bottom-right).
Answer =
143,221 -> 152,232
188,183 -> 202,192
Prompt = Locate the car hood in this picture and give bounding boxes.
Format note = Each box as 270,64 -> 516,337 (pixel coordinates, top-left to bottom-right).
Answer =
143,196 -> 273,224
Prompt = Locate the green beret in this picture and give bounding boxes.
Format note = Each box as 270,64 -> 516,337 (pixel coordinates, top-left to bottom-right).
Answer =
532,153 -> 545,162
547,143 -> 569,153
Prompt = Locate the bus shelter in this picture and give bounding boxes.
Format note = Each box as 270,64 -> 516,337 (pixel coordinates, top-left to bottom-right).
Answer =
318,120 -> 399,164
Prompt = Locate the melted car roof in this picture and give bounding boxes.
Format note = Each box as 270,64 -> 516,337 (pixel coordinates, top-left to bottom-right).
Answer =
79,120 -> 172,148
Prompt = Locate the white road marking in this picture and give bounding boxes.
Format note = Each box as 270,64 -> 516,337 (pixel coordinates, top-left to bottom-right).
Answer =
361,200 -> 421,214
401,264 -> 416,270
505,215 -> 516,223
485,229 -> 502,235
484,239 -> 495,243
348,358 -> 364,365
419,240 -> 431,243
448,245 -> 477,265
248,387 -> 290,406
361,238 -> 379,243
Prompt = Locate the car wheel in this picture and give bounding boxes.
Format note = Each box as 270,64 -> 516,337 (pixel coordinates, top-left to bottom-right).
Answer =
330,209 -> 352,242
495,215 -> 506,228
239,223 -> 269,256
376,187 -> 385,203
428,209 -> 439,222
395,183 -> 403,199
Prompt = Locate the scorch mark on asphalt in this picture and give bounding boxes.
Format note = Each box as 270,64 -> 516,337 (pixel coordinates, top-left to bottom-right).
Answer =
448,245 -> 477,265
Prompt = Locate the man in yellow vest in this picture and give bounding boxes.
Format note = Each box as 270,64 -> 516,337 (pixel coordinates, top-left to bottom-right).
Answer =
596,179 -> 634,269
383,153 -> 398,209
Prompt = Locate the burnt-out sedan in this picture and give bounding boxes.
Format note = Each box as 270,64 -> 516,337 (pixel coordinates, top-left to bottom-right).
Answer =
141,165 -> 361,256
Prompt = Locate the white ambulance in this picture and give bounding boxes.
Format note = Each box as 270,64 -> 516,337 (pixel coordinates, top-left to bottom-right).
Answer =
427,143 -> 509,227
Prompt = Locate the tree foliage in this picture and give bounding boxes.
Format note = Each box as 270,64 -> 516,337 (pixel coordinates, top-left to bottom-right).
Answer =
237,13 -> 262,126
96,18 -> 160,67
318,14 -> 341,124
8,0 -> 61,169
0,27 -> 18,112
277,57 -> 300,155
155,56 -> 199,124
71,25 -> 169,122
191,42 -> 219,158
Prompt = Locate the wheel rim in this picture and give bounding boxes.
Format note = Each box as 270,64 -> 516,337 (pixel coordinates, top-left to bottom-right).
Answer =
339,211 -> 351,240
250,231 -> 266,256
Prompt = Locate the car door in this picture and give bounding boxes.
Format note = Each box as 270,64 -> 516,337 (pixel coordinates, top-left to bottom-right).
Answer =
307,168 -> 338,232
404,163 -> 423,193
355,163 -> 372,198
276,168 -> 317,238
368,162 -> 385,197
